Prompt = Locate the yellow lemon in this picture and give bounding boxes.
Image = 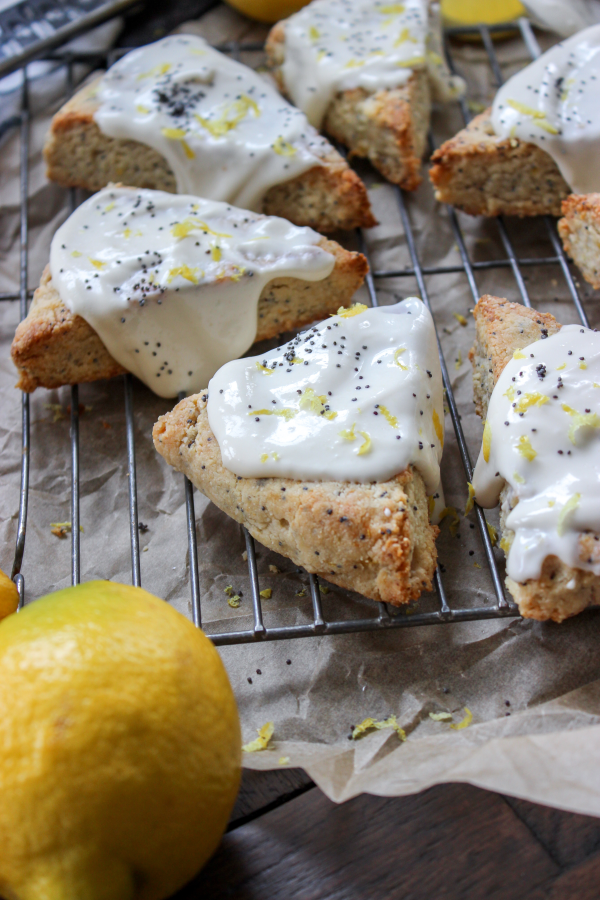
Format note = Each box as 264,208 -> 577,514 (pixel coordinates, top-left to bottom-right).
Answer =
0,567 -> 18,620
0,581 -> 241,900
442,0 -> 526,29
224,0 -> 310,24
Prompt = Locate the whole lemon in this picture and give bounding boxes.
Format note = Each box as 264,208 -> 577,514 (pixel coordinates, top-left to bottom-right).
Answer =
0,567 -> 19,620
0,581 -> 241,900
224,0 -> 310,24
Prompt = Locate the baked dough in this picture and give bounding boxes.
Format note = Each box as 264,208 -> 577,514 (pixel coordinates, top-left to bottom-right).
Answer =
558,193 -> 600,290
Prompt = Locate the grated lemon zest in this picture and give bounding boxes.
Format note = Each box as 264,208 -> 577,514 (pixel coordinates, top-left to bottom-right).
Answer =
561,404 -> 600,444
504,386 -> 516,401
340,423 -> 356,441
227,595 -> 241,608
260,588 -> 272,599
273,135 -> 297,156
557,363 -> 566,370
464,482 -> 476,516
432,408 -> 444,446
379,405 -> 398,429
136,104 -> 150,115
260,454 -> 269,463
394,347 -> 408,370
394,26 -> 417,46
473,562 -> 481,568
536,119 -> 560,135
440,506 -> 460,537
309,25 -> 320,40
380,3 -> 405,12
453,312 -> 468,327
242,722 -> 274,753
104,202 -> 115,212
299,387 -> 337,420
506,99 -> 546,119
351,715 -> 406,741
429,711 -> 453,721
343,58 -> 365,69
512,348 -> 526,360
516,435 -> 537,461
137,62 -> 171,80
71,250 -> 82,258
428,51 -> 443,65
580,361 -> 588,370
513,471 -> 525,484
557,493 -> 581,536
256,362 -> 274,375
515,392 -> 548,414
450,707 -> 473,730
251,408 -> 297,421
278,756 -> 290,765
499,536 -> 511,553
195,95 -> 260,138
487,522 -> 498,546
168,264 -> 200,284
357,431 -> 372,455
171,218 -> 231,239
483,420 -> 492,463
317,49 -> 327,61
337,303 -> 368,318
211,244 -> 222,262
161,126 -> 187,140
396,55 -> 425,67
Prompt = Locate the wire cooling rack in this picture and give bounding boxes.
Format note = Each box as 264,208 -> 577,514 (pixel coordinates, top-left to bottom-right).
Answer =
5,12 -> 594,643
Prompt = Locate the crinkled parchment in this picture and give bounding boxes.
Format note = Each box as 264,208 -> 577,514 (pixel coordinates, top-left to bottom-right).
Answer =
1,6 -> 599,811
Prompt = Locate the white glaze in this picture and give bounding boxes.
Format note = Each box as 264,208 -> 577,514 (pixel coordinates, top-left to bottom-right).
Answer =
50,186 -> 335,398
473,324 -> 600,583
95,34 -> 332,211
280,0 -> 465,129
491,25 -> 600,194
207,298 -> 444,491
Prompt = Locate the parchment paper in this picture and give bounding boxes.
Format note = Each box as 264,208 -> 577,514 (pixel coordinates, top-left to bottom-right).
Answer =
1,5 -> 600,812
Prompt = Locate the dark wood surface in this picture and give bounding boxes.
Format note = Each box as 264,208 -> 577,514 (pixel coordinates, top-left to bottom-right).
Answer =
170,770 -> 600,899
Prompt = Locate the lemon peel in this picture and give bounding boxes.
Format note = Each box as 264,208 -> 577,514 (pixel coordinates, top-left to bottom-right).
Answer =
196,95 -> 259,138
273,135 -> 297,156
506,99 -> 546,119
256,362 -> 274,375
337,303 -> 368,318
168,265 -> 201,284
394,347 -> 408,370
211,244 -> 222,262
429,711 -> 453,721
243,722 -> 274,752
557,493 -> 581,537
453,312 -> 467,327
340,423 -> 357,441
396,55 -> 425,67
50,522 -> 84,538
137,62 -> 170,80
299,387 -> 337,420
251,408 -> 297,421
512,348 -> 526,360
260,454 -> 268,463
516,435 -> 537,461
487,522 -> 498,546
71,250 -> 82,258
450,708 -> 473,730
513,471 -> 525,484
482,420 -> 492,463
464,482 -> 476,516
351,716 -> 406,741
309,25 -> 320,40
440,506 -> 460,537
515,392 -> 548,414
171,219 -> 231,239
260,588 -> 272,599
561,404 -> 600,444
278,756 -> 290,765
357,431 -> 372,455
379,405 -> 398,429
432,408 -> 444,447
160,128 -> 194,158
499,536 -> 511,553
227,595 -> 241,608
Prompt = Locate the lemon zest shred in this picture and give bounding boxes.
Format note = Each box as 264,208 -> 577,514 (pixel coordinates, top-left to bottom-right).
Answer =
351,715 -> 406,741
453,312 -> 467,327
499,536 -> 511,553
136,104 -> 150,115
561,404 -> 600,444
167,264 -> 200,284
536,119 -> 560,135
439,506 -> 460,537
487,522 -> 498,546
515,392 -> 548,414
273,135 -> 297,156
394,26 -> 417,46
513,471 -> 525,485
512,348 -> 526,360
260,588 -> 272,599
251,408 -> 297,421
429,711 -> 453,721
340,423 -> 357,441
432,408 -> 444,446
379,405 -> 398,429
506,99 -> 546,119
396,55 -> 425,67
450,708 -> 473,731
227,595 -> 241,608
171,218 -> 231,239
517,435 -> 537,461
242,722 -> 274,753
309,25 -> 320,40
464,482 -> 476,516
137,62 -> 171,80
256,362 -> 274,375
343,58 -> 365,69
580,361 -> 588,370
211,244 -> 222,262
103,202 -> 115,212
380,3 -> 405,13
394,347 -> 408,370
483,420 -> 492,462
337,303 -> 368,318
557,493 -> 581,536
71,250 -> 82,258
195,94 -> 260,138
357,431 -> 372,455
278,756 -> 290,765
260,453 -> 268,463
299,387 -> 337,420
557,363 -> 566,370
88,258 -> 105,270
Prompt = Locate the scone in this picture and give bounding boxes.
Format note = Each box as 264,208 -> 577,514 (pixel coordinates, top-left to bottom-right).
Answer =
470,294 -> 600,622
266,0 -> 464,191
44,34 -> 376,233
153,299 -> 445,605
558,193 -> 600,290
12,186 -> 368,396
431,26 -> 600,217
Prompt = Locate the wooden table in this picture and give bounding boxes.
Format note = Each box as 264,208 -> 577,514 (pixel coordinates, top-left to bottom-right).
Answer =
173,769 -> 600,898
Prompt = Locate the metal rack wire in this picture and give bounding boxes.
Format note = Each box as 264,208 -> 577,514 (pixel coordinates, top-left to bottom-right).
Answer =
6,14 -> 594,643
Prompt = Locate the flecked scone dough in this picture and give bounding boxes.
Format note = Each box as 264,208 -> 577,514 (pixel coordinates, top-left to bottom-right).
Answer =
470,294 -> 600,622
43,78 -> 376,234
558,193 -> 600,289
429,109 -> 571,217
153,394 -> 438,605
11,239 -> 368,393
266,22 -> 431,191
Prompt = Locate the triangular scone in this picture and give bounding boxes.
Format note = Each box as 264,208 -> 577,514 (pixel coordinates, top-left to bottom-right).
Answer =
558,193 -> 600,290
12,235 -> 367,394
470,295 -> 600,622
43,36 -> 376,234
153,393 -> 438,606
429,110 -> 570,217
267,22 -> 430,191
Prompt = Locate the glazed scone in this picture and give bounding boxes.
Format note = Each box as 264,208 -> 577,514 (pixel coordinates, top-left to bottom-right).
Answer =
11,188 -> 368,394
431,26 -> 600,217
43,35 -> 376,233
429,109 -> 570,217
558,193 -> 600,290
266,0 -> 464,191
469,295 -> 600,622
153,393 -> 438,605
153,299 -> 445,605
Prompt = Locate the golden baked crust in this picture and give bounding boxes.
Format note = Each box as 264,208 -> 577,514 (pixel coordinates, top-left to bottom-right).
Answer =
265,22 -> 430,191
11,238 -> 368,393
43,77 -> 376,233
152,393 -> 438,606
558,193 -> 600,290
429,109 -> 571,217
469,294 -> 599,621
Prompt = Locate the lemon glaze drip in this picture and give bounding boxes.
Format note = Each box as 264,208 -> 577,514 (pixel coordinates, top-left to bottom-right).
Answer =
279,0 -> 464,129
491,25 -> 600,194
94,34 -> 333,212
207,297 -> 445,489
50,186 -> 334,399
472,324 -> 600,583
